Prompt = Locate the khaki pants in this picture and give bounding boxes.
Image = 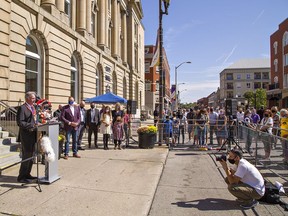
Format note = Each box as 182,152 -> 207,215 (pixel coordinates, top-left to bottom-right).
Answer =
225,177 -> 262,204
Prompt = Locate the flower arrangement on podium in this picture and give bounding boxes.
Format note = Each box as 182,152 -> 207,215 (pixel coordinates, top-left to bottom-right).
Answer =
137,125 -> 157,149
36,99 -> 52,124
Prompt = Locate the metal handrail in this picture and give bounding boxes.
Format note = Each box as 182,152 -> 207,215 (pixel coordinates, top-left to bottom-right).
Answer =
0,100 -> 19,138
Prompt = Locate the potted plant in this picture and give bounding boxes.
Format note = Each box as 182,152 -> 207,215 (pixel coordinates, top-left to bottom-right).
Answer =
137,125 -> 157,148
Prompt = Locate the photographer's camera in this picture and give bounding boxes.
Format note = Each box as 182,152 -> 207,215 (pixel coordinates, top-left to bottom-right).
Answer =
216,154 -> 227,162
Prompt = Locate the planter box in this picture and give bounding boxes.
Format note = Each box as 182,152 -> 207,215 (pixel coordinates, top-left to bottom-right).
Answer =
138,133 -> 156,149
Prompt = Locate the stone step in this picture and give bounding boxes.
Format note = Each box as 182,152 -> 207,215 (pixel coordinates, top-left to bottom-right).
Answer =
0,137 -> 17,145
0,153 -> 21,175
0,143 -> 20,154
0,131 -> 9,138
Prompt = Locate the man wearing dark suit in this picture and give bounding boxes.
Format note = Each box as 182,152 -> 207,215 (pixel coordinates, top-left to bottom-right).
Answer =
16,91 -> 37,183
61,96 -> 81,159
77,101 -> 86,150
86,102 -> 101,148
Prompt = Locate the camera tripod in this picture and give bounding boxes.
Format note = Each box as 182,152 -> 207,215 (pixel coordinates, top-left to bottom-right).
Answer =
218,123 -> 244,153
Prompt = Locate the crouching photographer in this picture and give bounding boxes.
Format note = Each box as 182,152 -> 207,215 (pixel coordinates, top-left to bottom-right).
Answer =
218,149 -> 265,209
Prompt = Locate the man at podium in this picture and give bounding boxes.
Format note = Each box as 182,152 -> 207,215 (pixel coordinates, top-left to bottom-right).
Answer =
16,91 -> 38,183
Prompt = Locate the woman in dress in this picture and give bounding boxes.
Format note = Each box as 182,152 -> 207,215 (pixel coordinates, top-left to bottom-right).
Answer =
100,106 -> 112,150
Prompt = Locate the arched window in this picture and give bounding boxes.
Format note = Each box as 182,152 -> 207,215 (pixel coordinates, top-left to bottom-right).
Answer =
283,32 -> 288,46
71,56 -> 78,99
112,72 -> 117,94
273,41 -> 278,55
123,77 -> 127,99
25,35 -> 41,95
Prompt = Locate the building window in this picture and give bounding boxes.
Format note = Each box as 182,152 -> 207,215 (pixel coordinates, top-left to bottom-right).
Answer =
237,74 -> 241,80
25,35 -> 41,95
108,0 -> 111,12
226,83 -> 233,90
96,69 -> 100,96
246,74 -> 251,79
284,32 -> 288,46
123,77 -> 127,99
246,83 -> 251,88
156,66 -> 159,73
145,62 -> 150,73
134,48 -> 138,70
254,82 -> 261,89
226,74 -> 233,80
262,82 -> 269,89
156,81 -> 159,91
284,54 -> 288,66
227,92 -> 233,98
274,59 -> 278,72
108,20 -> 113,50
254,73 -> 261,80
145,82 -> 151,91
273,41 -> 278,55
236,83 -> 241,88
64,0 -> 71,23
262,72 -> 269,79
70,56 -> 78,99
284,74 -> 288,88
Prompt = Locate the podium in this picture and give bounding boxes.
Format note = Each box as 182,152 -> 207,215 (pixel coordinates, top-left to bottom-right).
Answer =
37,122 -> 61,183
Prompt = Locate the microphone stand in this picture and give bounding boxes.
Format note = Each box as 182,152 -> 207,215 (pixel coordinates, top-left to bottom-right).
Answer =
35,105 -> 42,192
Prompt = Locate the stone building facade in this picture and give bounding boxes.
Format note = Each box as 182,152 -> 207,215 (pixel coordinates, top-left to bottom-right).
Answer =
0,0 -> 145,108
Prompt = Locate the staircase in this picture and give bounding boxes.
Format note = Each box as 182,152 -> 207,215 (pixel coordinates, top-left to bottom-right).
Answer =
0,101 -> 21,174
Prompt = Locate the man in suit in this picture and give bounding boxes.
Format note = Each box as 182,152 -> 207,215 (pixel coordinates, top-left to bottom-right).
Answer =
77,101 -> 86,150
16,91 -> 38,183
86,102 -> 101,148
61,96 -> 81,159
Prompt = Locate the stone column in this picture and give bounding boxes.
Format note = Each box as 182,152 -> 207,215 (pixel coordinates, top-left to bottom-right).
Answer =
98,0 -> 106,48
56,0 -> 64,13
121,10 -> 127,64
76,0 -> 87,35
41,0 -> 56,12
71,0 -> 76,30
112,0 -> 119,58
86,0 -> 92,35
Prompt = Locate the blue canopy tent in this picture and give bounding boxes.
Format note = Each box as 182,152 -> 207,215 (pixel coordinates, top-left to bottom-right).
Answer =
85,92 -> 127,104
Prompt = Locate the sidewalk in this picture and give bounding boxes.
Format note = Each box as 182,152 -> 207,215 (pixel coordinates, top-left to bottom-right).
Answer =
0,138 -> 168,216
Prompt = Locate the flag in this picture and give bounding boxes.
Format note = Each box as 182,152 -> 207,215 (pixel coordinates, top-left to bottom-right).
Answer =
150,29 -> 160,67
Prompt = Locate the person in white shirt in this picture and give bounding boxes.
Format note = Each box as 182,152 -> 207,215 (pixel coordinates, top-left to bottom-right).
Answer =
219,149 -> 265,209
237,107 -> 244,139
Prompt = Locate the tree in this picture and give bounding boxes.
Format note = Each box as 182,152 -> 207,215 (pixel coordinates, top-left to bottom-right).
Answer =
243,89 -> 267,109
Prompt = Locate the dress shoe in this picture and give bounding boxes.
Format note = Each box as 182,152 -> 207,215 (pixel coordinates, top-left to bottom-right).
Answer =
73,154 -> 81,158
17,178 -> 32,184
78,147 -> 85,151
26,175 -> 38,180
63,155 -> 69,160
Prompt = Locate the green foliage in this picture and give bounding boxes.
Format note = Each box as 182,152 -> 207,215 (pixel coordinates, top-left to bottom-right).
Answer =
243,89 -> 267,109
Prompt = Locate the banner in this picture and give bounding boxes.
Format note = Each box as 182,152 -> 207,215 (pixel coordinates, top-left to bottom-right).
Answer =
150,29 -> 160,67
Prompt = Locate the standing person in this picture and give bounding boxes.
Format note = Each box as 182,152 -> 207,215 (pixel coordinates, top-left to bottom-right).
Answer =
257,105 -> 265,121
219,149 -> 265,209
61,96 -> 81,159
112,116 -> 125,150
100,106 -> 112,150
77,101 -> 86,150
208,107 -> 218,145
186,108 -> 195,144
53,104 -> 62,119
216,109 -> 228,147
178,113 -> 187,144
163,115 -> 173,146
16,91 -> 38,183
250,108 -> 260,125
99,104 -> 105,115
122,109 -> 130,147
86,102 -> 101,148
172,113 -> 180,145
259,109 -> 273,160
271,106 -> 280,149
237,107 -> 244,139
243,110 -> 256,154
280,109 -> 288,164
153,106 -> 159,126
112,102 -> 124,125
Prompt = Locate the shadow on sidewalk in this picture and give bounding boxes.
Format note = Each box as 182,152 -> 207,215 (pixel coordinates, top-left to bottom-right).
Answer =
171,198 -> 239,211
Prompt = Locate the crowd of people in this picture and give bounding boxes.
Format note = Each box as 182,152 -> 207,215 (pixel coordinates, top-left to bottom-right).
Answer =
154,105 -> 288,163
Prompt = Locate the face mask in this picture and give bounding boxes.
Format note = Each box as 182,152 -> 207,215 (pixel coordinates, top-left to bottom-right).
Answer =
91,105 -> 95,109
264,114 -> 269,117
68,101 -> 74,105
228,158 -> 236,164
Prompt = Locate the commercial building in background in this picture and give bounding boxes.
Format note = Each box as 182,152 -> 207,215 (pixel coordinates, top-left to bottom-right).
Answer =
0,0 -> 145,108
144,45 -> 170,113
268,18 -> 288,108
220,59 -> 270,108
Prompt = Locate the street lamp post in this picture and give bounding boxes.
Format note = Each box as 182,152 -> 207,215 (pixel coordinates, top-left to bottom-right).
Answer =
175,61 -> 191,111
158,0 -> 169,145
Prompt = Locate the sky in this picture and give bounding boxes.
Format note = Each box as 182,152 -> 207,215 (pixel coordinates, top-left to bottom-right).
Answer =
141,0 -> 288,103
